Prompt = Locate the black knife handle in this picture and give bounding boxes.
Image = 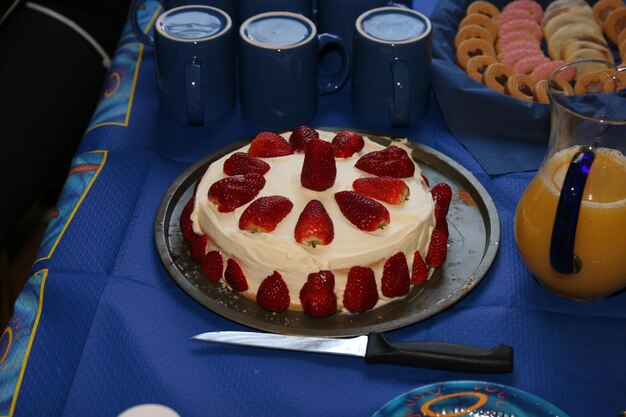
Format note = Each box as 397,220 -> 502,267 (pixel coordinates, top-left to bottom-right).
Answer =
364,332 -> 513,373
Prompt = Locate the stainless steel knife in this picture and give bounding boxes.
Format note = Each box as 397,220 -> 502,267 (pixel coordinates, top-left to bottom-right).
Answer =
192,331 -> 513,373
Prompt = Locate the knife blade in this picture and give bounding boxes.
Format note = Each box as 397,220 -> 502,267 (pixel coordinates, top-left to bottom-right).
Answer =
192,331 -> 513,373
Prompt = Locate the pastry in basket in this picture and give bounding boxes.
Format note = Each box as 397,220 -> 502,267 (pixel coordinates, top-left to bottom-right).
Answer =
543,11 -> 599,39
467,0 -> 500,20
501,0 -> 544,22
614,69 -> 626,89
603,6 -> 626,44
559,39 -> 614,63
534,79 -> 551,103
592,0 -> 625,25
506,73 -> 536,101
483,62 -> 515,93
547,22 -> 604,60
456,38 -> 496,69
542,0 -> 594,27
513,54 -> 551,75
181,128 -> 452,318
466,55 -> 498,81
574,70 -> 616,93
573,57 -> 615,78
534,74 -> 575,103
459,12 -> 499,39
454,24 -> 496,49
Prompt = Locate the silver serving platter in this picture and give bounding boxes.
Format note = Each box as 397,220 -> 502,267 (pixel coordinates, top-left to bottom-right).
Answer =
155,129 -> 500,337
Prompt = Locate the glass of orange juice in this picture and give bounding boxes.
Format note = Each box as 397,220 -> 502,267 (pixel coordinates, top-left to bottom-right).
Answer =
515,60 -> 626,301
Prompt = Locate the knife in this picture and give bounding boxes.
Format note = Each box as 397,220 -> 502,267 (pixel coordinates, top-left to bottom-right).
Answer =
192,331 -> 513,373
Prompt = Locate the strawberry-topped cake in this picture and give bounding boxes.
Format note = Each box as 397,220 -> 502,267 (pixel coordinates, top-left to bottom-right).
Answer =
180,127 -> 451,318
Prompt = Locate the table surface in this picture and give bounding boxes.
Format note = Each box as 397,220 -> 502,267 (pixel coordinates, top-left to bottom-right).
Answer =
2,1 -> 625,416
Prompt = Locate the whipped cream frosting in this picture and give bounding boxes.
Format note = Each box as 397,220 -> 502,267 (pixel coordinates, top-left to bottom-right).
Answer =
191,130 -> 435,311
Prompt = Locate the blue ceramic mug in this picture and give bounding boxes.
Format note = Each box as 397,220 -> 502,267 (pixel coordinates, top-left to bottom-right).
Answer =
238,12 -> 350,129
316,0 -> 409,56
238,0 -> 313,25
352,7 -> 432,127
154,5 -> 235,125
131,0 -> 236,45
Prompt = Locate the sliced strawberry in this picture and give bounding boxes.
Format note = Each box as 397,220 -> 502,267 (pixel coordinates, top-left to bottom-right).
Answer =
180,196 -> 196,242
189,234 -> 208,264
256,271 -> 290,312
301,139 -> 337,191
294,200 -> 334,247
431,183 -> 452,228
342,266 -> 378,313
223,152 -> 271,176
239,195 -> 293,233
355,145 -> 415,178
411,251 -> 428,285
248,132 -> 293,158
299,281 -> 337,318
201,250 -> 223,282
353,177 -> 410,205
289,125 -> 319,153
224,258 -> 249,292
208,173 -> 265,213
425,227 -> 448,267
381,252 -> 410,298
334,191 -> 390,232
421,174 -> 430,188
331,130 -> 364,158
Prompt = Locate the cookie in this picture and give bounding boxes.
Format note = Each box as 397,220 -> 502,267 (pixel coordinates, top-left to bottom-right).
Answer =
530,60 -> 573,82
543,11 -> 597,40
454,24 -> 496,49
592,0 -> 625,25
574,70 -> 615,94
466,55 -> 498,82
535,75 -> 574,102
613,69 -> 626,90
513,54 -> 551,75
467,1 -> 501,21
499,47 -> 545,67
560,39 -> 614,63
502,0 -> 544,23
499,19 -> 543,41
496,30 -> 539,51
534,79 -> 551,103
459,13 -> 499,39
572,57 -> 615,79
547,22 -> 604,59
542,2 -> 594,28
497,39 -> 541,55
456,38 -> 497,69
483,62 -> 515,94
498,8 -> 534,26
603,7 -> 626,44
506,74 -> 536,102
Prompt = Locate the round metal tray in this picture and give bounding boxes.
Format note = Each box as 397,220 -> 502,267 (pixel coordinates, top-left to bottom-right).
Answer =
155,129 -> 500,337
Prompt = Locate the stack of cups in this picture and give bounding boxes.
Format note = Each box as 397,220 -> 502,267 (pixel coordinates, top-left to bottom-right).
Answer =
130,0 -> 431,128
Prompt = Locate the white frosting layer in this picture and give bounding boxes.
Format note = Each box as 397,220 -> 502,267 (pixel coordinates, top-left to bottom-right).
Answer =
190,131 -> 435,311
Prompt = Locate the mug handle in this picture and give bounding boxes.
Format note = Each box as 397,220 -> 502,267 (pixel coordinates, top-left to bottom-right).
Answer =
130,0 -> 163,45
317,33 -> 351,95
185,60 -> 204,125
390,59 -> 410,127
549,145 -> 596,274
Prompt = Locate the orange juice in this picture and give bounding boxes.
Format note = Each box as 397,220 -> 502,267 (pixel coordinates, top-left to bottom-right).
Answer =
514,146 -> 626,300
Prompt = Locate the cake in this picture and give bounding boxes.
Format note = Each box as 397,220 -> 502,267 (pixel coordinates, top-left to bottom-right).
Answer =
180,127 -> 451,318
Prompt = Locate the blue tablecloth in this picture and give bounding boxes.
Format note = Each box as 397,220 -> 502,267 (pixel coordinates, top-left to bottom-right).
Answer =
2,1 -> 625,416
